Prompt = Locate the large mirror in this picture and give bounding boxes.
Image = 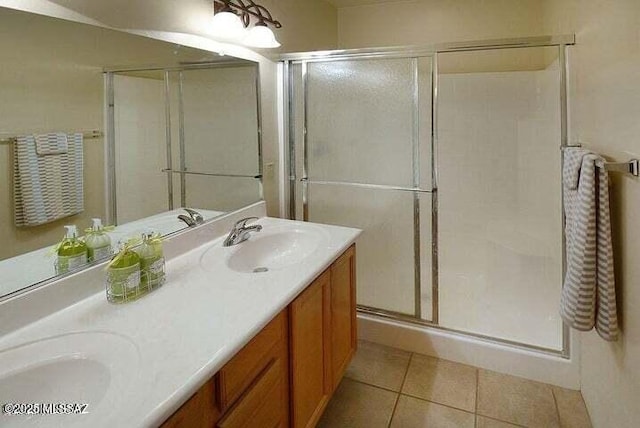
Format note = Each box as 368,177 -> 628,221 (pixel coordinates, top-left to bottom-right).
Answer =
0,7 -> 262,299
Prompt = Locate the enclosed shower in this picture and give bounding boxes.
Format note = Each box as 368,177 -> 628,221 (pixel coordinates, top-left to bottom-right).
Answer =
283,35 -> 574,355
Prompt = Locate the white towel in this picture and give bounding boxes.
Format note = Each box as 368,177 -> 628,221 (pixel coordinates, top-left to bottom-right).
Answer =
560,147 -> 618,341
35,133 -> 68,155
13,133 -> 84,227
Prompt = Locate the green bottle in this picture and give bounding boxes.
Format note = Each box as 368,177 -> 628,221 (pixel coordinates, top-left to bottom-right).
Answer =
137,232 -> 166,290
85,218 -> 112,262
106,242 -> 142,304
56,225 -> 88,274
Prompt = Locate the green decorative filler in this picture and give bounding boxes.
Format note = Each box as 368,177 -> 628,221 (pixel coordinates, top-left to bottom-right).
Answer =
106,240 -> 142,304
105,232 -> 165,304
85,218 -> 113,262
137,232 -> 166,290
55,225 -> 88,275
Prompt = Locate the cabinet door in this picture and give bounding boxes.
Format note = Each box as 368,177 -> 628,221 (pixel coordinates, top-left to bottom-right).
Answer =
330,245 -> 357,390
290,270 -> 331,428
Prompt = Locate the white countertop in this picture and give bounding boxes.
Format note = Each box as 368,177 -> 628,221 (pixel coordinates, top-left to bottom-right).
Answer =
0,216 -> 360,428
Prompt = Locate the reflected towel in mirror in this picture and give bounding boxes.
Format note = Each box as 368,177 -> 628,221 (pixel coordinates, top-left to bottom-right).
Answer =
13,133 -> 84,227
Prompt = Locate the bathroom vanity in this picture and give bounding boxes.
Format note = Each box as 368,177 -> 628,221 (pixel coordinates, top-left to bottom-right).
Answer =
0,204 -> 360,428
162,245 -> 356,428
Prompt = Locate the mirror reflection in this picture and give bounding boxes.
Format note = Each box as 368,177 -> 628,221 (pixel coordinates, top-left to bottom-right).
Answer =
0,7 -> 262,299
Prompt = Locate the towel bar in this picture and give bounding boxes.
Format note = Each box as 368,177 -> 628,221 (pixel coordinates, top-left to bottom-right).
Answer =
597,159 -> 639,177
562,146 -> 639,177
0,130 -> 103,145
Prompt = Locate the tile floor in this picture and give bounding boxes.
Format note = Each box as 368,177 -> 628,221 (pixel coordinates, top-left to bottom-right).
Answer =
318,340 -> 592,428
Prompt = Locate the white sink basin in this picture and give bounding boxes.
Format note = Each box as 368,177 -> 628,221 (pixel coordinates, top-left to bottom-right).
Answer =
0,332 -> 140,427
200,224 -> 329,274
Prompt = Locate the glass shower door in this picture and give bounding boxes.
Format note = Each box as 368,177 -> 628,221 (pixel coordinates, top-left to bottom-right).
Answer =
292,57 -> 434,320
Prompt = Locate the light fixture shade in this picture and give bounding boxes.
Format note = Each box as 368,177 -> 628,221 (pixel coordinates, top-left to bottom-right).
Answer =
244,24 -> 281,48
210,11 -> 246,40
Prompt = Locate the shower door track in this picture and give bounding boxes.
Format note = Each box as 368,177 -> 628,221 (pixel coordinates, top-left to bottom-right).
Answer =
281,34 -> 575,358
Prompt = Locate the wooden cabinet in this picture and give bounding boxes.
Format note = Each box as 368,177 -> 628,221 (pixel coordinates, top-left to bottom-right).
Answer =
218,359 -> 286,428
161,377 -> 220,428
329,245 -> 357,391
290,245 -> 357,428
218,311 -> 289,414
290,270 -> 332,428
161,312 -> 288,428
161,245 -> 356,428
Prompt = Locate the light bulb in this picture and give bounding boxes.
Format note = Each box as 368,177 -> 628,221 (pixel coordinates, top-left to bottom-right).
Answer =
210,10 -> 246,40
244,23 -> 281,48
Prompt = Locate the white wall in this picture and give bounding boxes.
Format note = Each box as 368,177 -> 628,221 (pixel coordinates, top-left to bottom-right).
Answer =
543,1 -> 640,427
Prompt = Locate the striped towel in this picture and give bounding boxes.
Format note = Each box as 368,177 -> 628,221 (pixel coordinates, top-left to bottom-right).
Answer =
560,147 -> 618,341
35,133 -> 68,155
13,133 -> 84,227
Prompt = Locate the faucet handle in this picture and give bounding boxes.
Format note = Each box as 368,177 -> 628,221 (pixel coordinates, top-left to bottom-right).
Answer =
178,214 -> 196,227
234,217 -> 259,229
183,208 -> 204,223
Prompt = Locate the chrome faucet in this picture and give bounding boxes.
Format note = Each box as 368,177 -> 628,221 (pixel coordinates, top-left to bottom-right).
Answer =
223,217 -> 262,247
178,208 -> 204,227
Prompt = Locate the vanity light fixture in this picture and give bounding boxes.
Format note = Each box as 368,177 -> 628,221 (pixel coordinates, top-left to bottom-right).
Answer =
211,0 -> 282,48
210,3 -> 246,40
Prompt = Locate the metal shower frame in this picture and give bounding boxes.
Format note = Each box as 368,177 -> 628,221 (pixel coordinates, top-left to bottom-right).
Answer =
280,34 -> 575,357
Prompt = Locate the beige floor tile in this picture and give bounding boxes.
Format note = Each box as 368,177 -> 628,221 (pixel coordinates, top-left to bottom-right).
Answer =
345,340 -> 412,391
552,386 -> 592,428
477,369 -> 560,427
401,353 -> 477,412
318,378 -> 398,428
476,415 -> 522,427
390,395 -> 475,428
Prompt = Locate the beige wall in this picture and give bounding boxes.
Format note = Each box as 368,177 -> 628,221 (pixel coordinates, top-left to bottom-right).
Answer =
543,1 -> 640,427
259,0 -> 337,53
337,0 -> 544,48
0,9 -> 106,261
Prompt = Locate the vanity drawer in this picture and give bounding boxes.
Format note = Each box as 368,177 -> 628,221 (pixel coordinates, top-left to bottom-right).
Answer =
218,310 -> 287,410
217,358 -> 286,428
161,377 -> 220,428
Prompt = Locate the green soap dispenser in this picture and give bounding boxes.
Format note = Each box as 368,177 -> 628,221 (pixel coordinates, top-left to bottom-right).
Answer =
85,218 -> 112,262
106,241 -> 142,304
56,225 -> 88,274
137,232 -> 166,290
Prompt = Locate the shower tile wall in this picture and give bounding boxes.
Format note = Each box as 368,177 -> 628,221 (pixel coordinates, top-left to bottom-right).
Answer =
437,64 -> 563,349
114,74 -> 167,224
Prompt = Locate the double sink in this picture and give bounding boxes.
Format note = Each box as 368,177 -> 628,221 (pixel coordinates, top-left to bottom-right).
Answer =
0,218 -> 334,427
